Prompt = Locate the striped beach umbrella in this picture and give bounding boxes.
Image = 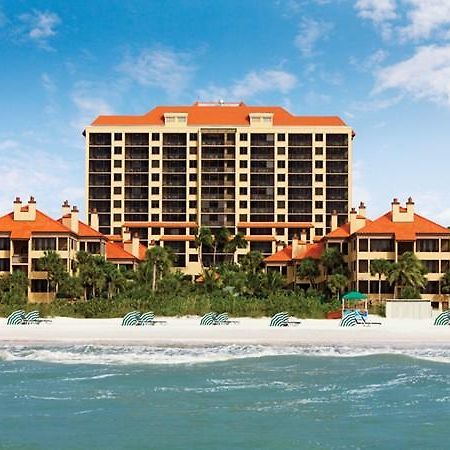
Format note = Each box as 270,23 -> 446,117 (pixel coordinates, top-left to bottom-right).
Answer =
340,311 -> 358,327
121,311 -> 140,326
215,313 -> 229,324
24,310 -> 41,324
270,312 -> 289,327
434,310 -> 450,326
139,311 -> 155,325
7,310 -> 25,325
200,312 -> 217,325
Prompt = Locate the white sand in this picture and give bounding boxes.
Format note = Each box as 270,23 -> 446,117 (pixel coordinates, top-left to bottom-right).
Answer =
1,316 -> 449,348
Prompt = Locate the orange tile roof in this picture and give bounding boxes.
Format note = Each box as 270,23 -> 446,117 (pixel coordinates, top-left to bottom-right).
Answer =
264,242 -> 324,263
105,234 -> 123,242
91,103 -> 347,127
325,223 -> 351,239
57,217 -> 106,239
0,210 -> 71,239
356,212 -> 450,240
238,222 -> 313,229
105,241 -> 136,261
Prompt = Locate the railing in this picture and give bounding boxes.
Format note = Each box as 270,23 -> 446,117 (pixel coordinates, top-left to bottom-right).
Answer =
12,255 -> 28,264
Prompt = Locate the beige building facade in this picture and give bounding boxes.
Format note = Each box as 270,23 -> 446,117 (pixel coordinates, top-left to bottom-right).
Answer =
85,102 -> 353,274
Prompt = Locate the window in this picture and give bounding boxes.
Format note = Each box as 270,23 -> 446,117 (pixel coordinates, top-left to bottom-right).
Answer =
240,174 -> 248,182
189,147 -> 197,155
442,260 -> 450,272
277,174 -> 285,182
277,161 -> 285,169
359,239 -> 368,252
359,260 -> 369,273
315,228 -> 323,236
0,238 -> 10,250
151,173 -> 159,182
240,160 -> 247,169
32,238 -> 56,251
315,133 -> 323,142
114,160 -> 122,168
152,147 -> 159,155
58,238 -> 68,251
151,187 -> 159,195
442,239 -> 450,252
114,133 -> 122,141
31,279 -> 48,293
423,260 -> 439,273
240,187 -> 247,195
151,228 -> 161,235
315,174 -> 323,182
114,187 -> 121,195
315,161 -> 323,169
151,160 -> 159,169
277,215 -> 285,222
151,200 -> 159,208
189,200 -> 196,209
315,201 -> 323,209
151,214 -> 159,221
416,239 -> 439,252
277,133 -> 285,141
189,254 -> 198,262
189,160 -> 197,169
277,201 -> 285,209
370,239 -> 394,252
189,133 -> 197,141
189,174 -> 197,182
189,214 -> 196,221
315,187 -> 323,195
114,200 -> 121,208
277,187 -> 285,195
114,147 -> 122,155
315,215 -> 323,222
239,214 -> 247,221
276,228 -> 284,235
240,147 -> 247,155
240,133 -> 248,141
114,174 -> 122,182
152,133 -> 160,141
277,147 -> 285,155
0,258 -> 10,271
240,201 -> 247,208
315,147 -> 323,155
113,214 -> 121,221
189,187 -> 197,195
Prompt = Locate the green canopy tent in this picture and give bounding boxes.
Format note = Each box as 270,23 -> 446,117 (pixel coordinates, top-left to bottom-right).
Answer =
342,291 -> 368,316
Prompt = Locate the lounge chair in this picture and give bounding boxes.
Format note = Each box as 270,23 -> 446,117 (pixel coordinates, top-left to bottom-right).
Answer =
139,311 -> 167,325
270,312 -> 301,327
200,312 -> 218,325
24,310 -> 52,325
122,311 -> 141,326
6,310 -> 26,325
354,310 -> 382,326
340,311 -> 358,327
215,312 -> 239,325
434,310 -> 450,326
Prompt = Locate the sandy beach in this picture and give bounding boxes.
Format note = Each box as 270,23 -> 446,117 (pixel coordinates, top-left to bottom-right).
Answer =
1,316 -> 449,348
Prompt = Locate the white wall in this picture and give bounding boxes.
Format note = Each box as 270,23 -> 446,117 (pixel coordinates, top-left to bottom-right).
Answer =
385,300 -> 432,319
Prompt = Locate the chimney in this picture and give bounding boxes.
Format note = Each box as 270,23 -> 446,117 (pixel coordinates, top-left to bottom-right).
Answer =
13,197 -> 22,220
292,233 -> 306,259
405,197 -> 415,220
358,201 -> 366,218
300,229 -> 307,243
90,208 -> 99,231
27,196 -> 36,220
349,206 -> 366,234
331,210 -> 338,232
276,240 -> 285,252
131,232 -> 140,258
391,197 -> 414,223
70,206 -> 79,234
122,227 -> 131,242
61,200 -> 71,217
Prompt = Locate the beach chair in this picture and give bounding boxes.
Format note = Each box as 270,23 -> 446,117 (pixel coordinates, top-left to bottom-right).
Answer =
200,312 -> 218,325
6,310 -> 26,325
354,310 -> 382,326
215,312 -> 239,325
339,311 -> 358,327
434,310 -> 450,326
24,310 -> 52,325
139,311 -> 167,325
122,311 -> 141,326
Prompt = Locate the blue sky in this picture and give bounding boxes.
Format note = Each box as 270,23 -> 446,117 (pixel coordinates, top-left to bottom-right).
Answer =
1,0 -> 450,224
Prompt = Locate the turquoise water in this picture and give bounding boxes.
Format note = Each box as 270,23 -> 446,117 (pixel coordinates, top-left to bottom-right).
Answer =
0,345 -> 449,450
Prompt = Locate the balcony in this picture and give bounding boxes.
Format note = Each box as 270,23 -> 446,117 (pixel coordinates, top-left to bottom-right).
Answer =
12,254 -> 28,264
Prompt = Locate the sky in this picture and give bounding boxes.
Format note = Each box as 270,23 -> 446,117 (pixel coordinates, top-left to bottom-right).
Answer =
1,0 -> 450,224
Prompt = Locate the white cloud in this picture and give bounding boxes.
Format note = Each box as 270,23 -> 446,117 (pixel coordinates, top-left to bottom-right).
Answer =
355,0 -> 397,39
374,45 -> 450,106
197,69 -> 297,101
18,10 -> 60,48
119,48 -> 195,96
351,49 -> 388,71
400,0 -> 450,40
41,72 -> 56,93
0,139 -> 19,150
294,17 -> 333,57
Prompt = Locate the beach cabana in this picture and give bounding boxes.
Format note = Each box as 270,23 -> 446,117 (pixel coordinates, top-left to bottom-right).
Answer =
342,291 -> 368,317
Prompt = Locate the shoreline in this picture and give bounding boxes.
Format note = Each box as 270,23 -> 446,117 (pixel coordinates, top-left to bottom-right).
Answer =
1,316 -> 449,348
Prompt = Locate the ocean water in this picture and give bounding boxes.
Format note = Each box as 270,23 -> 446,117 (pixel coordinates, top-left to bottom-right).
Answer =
0,345 -> 449,450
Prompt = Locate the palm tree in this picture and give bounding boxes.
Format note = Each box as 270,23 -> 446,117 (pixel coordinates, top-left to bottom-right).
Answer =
224,232 -> 248,262
328,273 -> 348,302
142,246 -> 174,291
370,259 -> 394,302
440,270 -> 450,295
320,248 -> 347,281
388,252 -> 427,298
212,227 -> 231,266
194,227 -> 213,273
37,251 -> 68,296
297,258 -> 320,288
76,251 -> 106,300
239,251 -> 264,275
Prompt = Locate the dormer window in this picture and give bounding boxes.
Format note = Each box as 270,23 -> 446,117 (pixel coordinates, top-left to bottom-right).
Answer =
249,113 -> 273,127
164,113 -> 188,126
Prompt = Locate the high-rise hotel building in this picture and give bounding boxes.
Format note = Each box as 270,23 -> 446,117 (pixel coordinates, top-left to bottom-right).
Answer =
84,102 -> 353,273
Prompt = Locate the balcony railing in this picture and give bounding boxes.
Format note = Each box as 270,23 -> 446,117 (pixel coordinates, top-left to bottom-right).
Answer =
12,255 -> 28,264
